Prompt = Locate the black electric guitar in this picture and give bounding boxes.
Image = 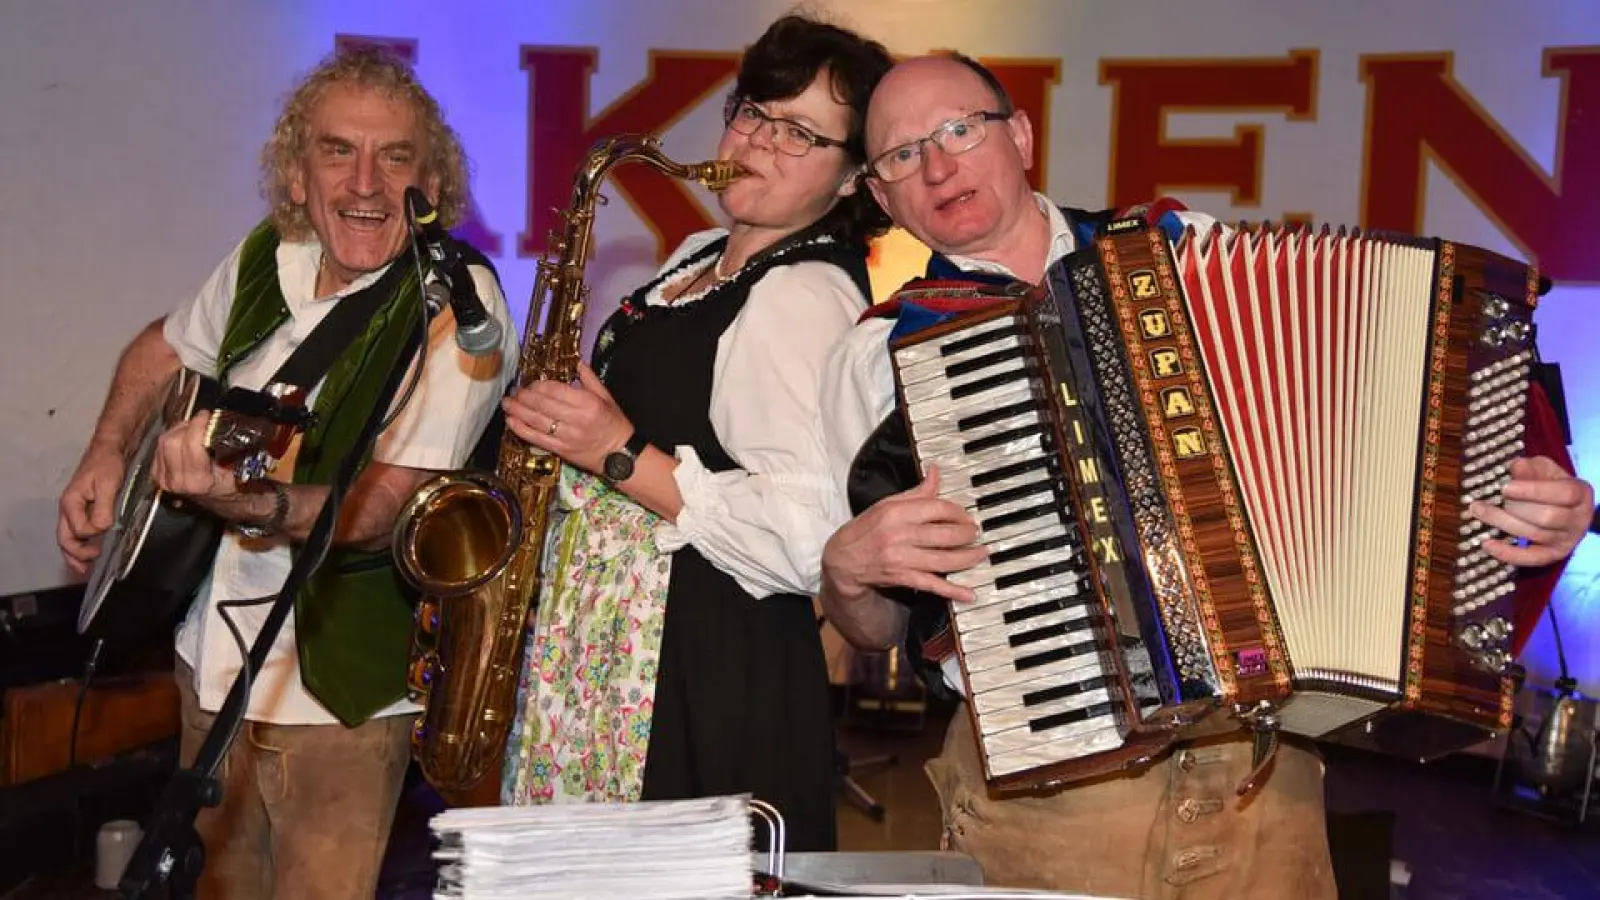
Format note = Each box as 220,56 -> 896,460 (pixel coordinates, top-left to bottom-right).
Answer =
78,367 -> 310,642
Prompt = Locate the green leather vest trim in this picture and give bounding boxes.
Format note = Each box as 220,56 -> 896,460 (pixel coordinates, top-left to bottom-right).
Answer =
218,220 -> 423,726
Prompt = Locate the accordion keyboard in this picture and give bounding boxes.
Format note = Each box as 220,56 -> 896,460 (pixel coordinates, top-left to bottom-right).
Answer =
893,314 -> 1141,777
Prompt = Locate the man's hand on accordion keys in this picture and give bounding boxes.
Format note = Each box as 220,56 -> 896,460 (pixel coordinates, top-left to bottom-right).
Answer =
1471,456 -> 1595,568
821,464 -> 989,605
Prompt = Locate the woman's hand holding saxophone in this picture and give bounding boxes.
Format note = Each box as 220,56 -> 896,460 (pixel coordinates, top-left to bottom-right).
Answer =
503,362 -> 633,475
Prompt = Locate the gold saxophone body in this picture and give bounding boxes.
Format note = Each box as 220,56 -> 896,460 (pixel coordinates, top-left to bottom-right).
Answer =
391,135 -> 744,792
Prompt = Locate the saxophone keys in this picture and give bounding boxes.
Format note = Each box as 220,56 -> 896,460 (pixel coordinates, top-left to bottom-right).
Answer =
415,597 -> 441,636
408,652 -> 440,699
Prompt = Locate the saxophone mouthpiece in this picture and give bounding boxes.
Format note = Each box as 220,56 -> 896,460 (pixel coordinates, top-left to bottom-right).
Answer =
701,160 -> 751,193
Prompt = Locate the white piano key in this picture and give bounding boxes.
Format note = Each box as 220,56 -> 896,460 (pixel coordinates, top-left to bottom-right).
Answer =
980,510 -> 1068,547
977,706 -> 1120,758
949,541 -> 1078,589
902,361 -> 1028,407
935,446 -> 1051,495
973,488 -> 1063,528
911,411 -> 1043,459
940,464 -> 1055,509
966,641 -> 1107,694
961,625 -> 1099,676
896,333 -> 1027,386
957,574 -> 1088,629
906,381 -> 1036,427
968,663 -> 1111,717
921,433 -> 1055,476
975,687 -> 1115,737
893,317 -> 1020,371
968,569 -> 1088,611
984,723 -> 1128,778
958,606 -> 1098,654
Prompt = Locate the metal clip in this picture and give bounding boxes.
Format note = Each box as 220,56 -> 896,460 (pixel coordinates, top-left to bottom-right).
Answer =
1233,701 -> 1282,798
750,799 -> 785,889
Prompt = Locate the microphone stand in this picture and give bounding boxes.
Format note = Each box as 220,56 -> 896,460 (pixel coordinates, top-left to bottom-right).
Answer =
118,306 -> 430,900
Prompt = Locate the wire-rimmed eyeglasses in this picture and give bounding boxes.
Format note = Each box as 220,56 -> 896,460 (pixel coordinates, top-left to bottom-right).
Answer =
723,96 -> 848,158
866,111 -> 1011,183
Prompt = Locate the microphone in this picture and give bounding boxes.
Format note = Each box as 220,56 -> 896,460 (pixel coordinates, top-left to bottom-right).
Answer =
404,186 -> 503,357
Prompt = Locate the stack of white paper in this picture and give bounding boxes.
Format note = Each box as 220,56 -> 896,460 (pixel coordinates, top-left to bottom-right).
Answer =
429,794 -> 756,900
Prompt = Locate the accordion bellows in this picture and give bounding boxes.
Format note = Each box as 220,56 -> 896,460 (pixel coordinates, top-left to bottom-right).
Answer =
890,220 -> 1538,790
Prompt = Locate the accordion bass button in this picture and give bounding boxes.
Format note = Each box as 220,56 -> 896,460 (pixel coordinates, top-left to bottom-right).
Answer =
1484,616 -> 1513,643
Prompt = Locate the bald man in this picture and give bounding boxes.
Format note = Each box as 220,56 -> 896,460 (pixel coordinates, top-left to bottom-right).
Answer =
816,53 -> 1593,899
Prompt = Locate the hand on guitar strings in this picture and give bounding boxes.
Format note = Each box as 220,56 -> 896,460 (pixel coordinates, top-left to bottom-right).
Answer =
502,362 -> 634,476
151,414 -> 243,506
821,465 -> 989,605
1471,455 -> 1595,568
57,442 -> 128,573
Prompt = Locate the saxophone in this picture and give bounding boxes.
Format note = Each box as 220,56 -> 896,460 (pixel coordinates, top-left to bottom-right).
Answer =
391,136 -> 745,792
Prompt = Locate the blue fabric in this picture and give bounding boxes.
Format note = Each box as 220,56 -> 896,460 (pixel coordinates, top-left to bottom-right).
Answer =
888,302 -> 964,342
1154,209 -> 1187,243
892,202 -> 1180,345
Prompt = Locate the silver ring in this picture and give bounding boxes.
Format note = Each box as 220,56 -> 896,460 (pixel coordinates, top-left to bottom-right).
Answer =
547,419 -> 561,437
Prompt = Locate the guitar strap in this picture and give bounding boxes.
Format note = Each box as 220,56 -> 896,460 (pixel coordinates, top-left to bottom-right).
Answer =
264,249 -> 419,393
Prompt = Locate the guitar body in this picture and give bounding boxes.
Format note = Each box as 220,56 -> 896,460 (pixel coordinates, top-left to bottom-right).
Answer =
77,366 -> 317,644
80,368 -> 226,642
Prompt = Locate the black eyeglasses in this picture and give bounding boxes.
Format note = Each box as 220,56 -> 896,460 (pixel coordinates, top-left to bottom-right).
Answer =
866,110 -> 1012,183
723,96 -> 848,158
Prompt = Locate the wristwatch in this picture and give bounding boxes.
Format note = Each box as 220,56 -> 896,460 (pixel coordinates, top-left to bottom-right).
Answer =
602,431 -> 650,485
236,480 -> 290,540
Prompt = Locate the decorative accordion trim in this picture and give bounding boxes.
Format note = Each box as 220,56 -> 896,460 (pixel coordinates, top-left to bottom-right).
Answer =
1405,241 -> 1456,704
1096,231 -> 1292,698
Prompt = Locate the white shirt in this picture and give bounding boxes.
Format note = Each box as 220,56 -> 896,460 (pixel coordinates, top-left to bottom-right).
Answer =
819,195 -> 1220,694
164,236 -> 517,724
640,228 -> 870,599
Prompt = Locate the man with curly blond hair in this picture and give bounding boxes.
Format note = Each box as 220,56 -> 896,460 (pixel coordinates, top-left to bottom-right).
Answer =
58,46 -> 515,898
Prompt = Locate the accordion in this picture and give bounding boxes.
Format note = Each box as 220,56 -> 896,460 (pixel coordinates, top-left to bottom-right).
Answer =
889,219 -> 1542,791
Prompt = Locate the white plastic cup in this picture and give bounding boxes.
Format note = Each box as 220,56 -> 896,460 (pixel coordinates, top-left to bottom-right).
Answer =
95,819 -> 143,890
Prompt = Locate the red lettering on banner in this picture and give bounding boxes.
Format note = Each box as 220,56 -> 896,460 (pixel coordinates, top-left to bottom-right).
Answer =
980,60 -> 1061,191
1100,51 -> 1317,208
519,48 -> 738,260
1361,48 -> 1600,284
334,33 -> 504,255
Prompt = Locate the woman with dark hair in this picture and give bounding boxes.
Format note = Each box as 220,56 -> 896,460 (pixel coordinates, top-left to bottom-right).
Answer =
498,13 -> 892,851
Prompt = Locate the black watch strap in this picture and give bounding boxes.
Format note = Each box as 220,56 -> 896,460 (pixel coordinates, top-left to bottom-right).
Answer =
623,430 -> 650,457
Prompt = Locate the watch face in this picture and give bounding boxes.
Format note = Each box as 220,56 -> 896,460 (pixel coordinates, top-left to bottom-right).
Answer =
603,451 -> 635,483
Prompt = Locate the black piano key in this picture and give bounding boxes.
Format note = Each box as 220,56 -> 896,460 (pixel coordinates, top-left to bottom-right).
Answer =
974,476 -> 1056,511
971,455 -> 1051,489
996,558 -> 1082,591
940,323 -> 1017,357
946,345 -> 1025,379
965,421 -> 1044,455
958,399 -> 1040,433
1002,593 -> 1093,626
980,499 -> 1062,533
1022,675 -> 1110,707
1015,636 -> 1099,670
1008,612 -> 1098,649
952,369 -> 1028,401
1030,700 -> 1118,732
989,532 -> 1073,566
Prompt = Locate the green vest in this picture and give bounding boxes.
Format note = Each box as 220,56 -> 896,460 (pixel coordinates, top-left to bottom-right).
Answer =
216,220 -> 423,726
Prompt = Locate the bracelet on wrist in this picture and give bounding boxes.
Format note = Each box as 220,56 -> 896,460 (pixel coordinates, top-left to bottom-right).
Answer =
235,480 -> 290,540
